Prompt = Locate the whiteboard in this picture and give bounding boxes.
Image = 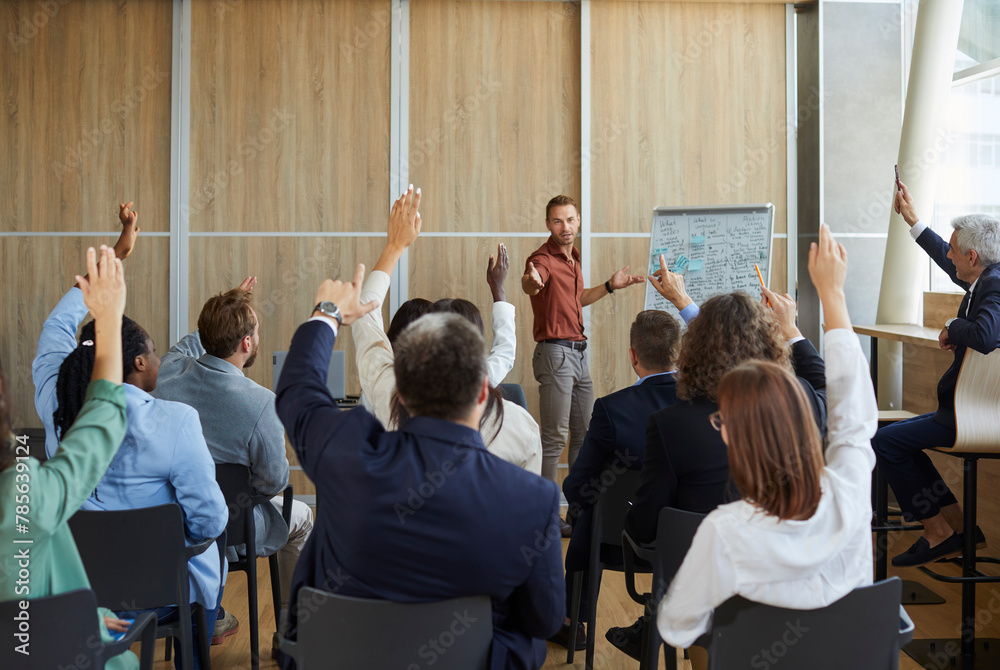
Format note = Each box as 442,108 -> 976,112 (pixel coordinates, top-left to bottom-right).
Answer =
643,204 -> 775,317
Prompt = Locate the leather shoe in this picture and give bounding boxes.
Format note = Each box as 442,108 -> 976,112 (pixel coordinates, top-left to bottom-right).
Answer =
892,533 -> 962,568
548,622 -> 586,651
606,617 -> 644,661
559,516 -> 573,538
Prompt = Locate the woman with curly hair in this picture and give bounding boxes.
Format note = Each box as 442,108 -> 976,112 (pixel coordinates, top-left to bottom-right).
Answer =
608,278 -> 827,659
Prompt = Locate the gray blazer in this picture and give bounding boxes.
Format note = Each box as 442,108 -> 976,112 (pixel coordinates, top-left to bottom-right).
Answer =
153,330 -> 290,557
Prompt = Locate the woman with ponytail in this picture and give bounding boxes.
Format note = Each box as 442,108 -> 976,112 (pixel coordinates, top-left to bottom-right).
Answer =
31,205 -> 227,670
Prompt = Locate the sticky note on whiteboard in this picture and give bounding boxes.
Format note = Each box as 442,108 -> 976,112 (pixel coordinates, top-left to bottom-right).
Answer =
675,254 -> 690,271
688,259 -> 703,271
691,235 -> 706,244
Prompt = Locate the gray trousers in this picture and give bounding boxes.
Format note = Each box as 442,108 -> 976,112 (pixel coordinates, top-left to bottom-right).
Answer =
532,341 -> 595,483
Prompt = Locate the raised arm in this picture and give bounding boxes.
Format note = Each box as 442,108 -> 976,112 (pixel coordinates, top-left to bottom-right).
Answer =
581,265 -> 644,307
169,408 -> 228,541
648,254 -> 695,312
486,243 -> 516,384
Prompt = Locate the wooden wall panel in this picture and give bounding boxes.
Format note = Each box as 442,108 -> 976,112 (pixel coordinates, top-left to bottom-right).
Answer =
924,291 -> 963,328
901,344 -> 953,415
1,0 -> 172,232
2,237 -> 170,429
591,2 -> 787,236
188,237 -> 389,395
190,0 -> 391,233
409,0 -> 581,233
408,236 -> 547,416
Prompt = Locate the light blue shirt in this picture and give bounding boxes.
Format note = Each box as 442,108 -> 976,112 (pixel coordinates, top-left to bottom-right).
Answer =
32,288 -> 228,608
633,370 -> 677,386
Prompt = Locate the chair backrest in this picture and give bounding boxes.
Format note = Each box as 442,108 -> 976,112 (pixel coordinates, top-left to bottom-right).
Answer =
704,578 -> 905,670
952,348 -> 1000,452
287,587 -> 493,670
592,469 -> 642,549
0,589 -> 106,669
652,507 -> 706,599
498,383 -> 528,410
69,503 -> 190,612
214,463 -> 259,549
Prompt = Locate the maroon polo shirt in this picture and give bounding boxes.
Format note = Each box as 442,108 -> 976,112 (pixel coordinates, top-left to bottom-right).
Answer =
525,237 -> 585,342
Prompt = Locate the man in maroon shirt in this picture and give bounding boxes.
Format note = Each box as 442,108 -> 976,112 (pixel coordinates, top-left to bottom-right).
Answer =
522,195 -> 643,534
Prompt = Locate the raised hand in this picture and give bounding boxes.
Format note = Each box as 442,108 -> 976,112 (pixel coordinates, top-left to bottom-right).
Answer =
387,185 -> 422,251
487,243 -> 509,302
313,264 -> 380,327
894,180 -> 919,227
114,201 -> 140,260
609,265 -> 645,290
808,223 -> 851,331
647,254 -> 693,310
237,276 -> 258,292
75,246 -> 127,384
761,286 -> 802,341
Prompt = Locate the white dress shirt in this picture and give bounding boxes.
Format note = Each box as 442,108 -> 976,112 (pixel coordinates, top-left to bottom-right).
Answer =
657,328 -> 878,649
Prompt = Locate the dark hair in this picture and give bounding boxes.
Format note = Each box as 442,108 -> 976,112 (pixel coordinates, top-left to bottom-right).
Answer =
676,293 -> 790,402
432,299 -> 484,335
718,360 -> 824,521
197,288 -> 256,358
53,317 -> 150,440
0,363 -> 12,473
393,314 -> 491,425
546,195 -> 579,220
387,298 -> 433,346
630,310 -> 681,371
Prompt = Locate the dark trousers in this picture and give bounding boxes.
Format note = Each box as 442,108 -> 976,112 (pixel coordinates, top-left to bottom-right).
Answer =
871,413 -> 957,522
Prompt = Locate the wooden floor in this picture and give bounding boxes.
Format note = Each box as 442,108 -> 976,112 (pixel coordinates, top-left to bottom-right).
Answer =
132,524 -> 1000,670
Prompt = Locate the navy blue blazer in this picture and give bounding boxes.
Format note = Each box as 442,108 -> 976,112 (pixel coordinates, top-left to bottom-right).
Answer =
562,372 -> 679,513
275,321 -> 564,670
625,339 -> 827,545
916,227 -> 1000,428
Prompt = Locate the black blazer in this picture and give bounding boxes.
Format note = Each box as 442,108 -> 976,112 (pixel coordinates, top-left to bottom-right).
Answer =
563,373 -> 680,513
916,227 -> 1000,428
625,339 -> 827,544
275,321 -> 564,670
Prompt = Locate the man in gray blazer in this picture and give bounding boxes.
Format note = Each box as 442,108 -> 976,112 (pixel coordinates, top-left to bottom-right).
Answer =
155,276 -> 313,646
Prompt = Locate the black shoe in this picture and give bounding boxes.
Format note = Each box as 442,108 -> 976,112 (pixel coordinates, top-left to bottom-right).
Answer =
548,622 -> 586,651
559,516 -> 573,538
892,534 -> 963,568
606,617 -> 644,661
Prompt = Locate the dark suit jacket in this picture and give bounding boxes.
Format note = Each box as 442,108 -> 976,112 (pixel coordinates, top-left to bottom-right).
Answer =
625,339 -> 827,544
275,322 -> 564,670
916,227 -> 1000,428
563,373 -> 679,513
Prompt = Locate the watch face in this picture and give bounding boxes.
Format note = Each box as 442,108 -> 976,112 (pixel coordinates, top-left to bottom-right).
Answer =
320,301 -> 338,313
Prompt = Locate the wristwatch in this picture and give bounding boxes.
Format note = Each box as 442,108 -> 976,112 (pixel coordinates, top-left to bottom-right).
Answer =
945,318 -> 956,329
313,301 -> 342,327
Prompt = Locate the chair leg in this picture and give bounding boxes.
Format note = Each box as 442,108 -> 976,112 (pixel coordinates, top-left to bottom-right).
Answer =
269,554 -> 282,632
196,606 -> 212,670
960,457 -> 978,659
164,635 -> 172,661
586,564 -> 601,670
640,602 -> 662,670
567,571 -> 582,664
177,604 -> 194,670
248,560 -> 260,670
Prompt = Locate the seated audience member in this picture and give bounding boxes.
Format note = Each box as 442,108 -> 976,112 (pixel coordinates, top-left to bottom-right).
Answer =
275,267 -> 564,670
657,225 -> 875,669
153,277 -> 314,644
872,182 -> 1000,567
33,221 -> 227,666
549,310 -> 682,650
2,247 -> 137,670
353,187 -> 543,473
609,281 -> 827,659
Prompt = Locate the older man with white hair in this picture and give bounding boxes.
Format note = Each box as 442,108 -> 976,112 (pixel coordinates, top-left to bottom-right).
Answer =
873,181 -> 1000,568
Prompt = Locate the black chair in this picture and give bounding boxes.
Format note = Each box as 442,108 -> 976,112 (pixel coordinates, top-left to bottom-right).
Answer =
215,463 -> 293,670
695,577 -> 914,670
498,383 -> 527,409
0,589 -> 157,670
278,587 -> 492,670
566,468 -> 642,669
623,507 -> 706,670
69,504 -> 221,670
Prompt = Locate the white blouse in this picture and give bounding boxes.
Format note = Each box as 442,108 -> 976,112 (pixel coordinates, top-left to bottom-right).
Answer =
352,270 -> 542,475
657,327 -> 878,649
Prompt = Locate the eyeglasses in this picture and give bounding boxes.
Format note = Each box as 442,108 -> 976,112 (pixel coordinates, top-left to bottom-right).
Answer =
709,411 -> 724,432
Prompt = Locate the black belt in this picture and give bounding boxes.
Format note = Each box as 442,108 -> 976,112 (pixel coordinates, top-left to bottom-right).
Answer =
542,339 -> 587,351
